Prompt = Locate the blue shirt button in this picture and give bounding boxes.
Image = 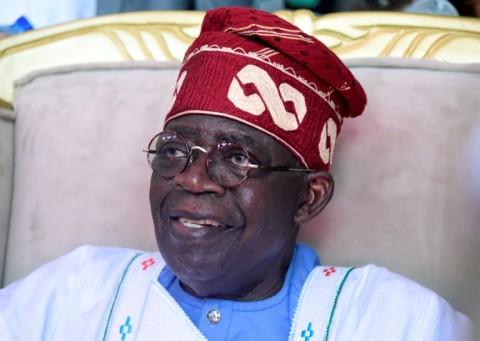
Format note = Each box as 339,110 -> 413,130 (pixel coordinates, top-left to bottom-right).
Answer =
206,308 -> 221,324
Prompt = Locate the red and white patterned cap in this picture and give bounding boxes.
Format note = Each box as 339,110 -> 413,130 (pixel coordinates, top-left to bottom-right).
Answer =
164,6 -> 367,170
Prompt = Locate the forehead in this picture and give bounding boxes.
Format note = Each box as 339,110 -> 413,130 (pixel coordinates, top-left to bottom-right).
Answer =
164,114 -> 298,162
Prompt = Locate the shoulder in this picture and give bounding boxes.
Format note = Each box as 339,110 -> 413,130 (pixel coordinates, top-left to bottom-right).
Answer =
0,245 -> 164,340
344,264 -> 434,303
329,264 -> 475,340
0,245 -> 148,305
1,245 -> 164,300
11,245 -> 152,283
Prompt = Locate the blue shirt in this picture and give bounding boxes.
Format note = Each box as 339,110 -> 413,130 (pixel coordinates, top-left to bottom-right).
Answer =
158,243 -> 320,340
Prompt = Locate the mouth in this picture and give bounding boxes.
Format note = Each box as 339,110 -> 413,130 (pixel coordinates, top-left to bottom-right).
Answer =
177,217 -> 227,229
161,204 -> 243,242
167,213 -> 236,242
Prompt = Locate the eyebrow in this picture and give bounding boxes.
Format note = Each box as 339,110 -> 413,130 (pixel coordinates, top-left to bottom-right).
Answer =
167,126 -> 199,138
172,127 -> 268,160
216,132 -> 260,150
167,125 -> 262,149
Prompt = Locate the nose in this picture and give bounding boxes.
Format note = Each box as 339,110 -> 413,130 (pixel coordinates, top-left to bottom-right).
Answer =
173,148 -> 225,195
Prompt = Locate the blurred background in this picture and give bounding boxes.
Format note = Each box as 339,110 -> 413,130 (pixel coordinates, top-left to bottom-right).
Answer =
1,0 -> 479,36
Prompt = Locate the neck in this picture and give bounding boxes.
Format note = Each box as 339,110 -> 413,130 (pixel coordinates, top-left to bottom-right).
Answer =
179,249 -> 294,301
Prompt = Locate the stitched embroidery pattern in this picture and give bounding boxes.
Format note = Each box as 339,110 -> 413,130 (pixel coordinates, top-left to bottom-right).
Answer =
119,316 -> 133,340
319,118 -> 337,166
102,253 -> 142,341
225,23 -> 314,44
288,266 -> 354,341
228,64 -> 307,131
141,258 -> 156,271
301,322 -> 315,341
255,47 -> 279,60
183,45 -> 341,121
322,267 -> 337,277
324,267 -> 355,340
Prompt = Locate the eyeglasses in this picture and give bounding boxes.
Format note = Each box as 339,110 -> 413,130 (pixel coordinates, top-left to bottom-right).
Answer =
143,131 -> 315,187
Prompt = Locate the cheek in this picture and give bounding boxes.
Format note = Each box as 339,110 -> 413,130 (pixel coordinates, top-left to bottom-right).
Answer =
149,174 -> 170,200
149,175 -> 173,222
234,179 -> 301,269
239,185 -> 256,205
240,177 -> 303,232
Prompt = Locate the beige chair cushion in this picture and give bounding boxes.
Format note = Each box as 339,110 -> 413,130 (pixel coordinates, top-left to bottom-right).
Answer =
6,62 -> 179,284
0,109 -> 14,284
5,58 -> 480,326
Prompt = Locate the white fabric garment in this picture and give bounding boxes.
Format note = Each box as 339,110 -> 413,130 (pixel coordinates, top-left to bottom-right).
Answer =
0,245 -> 475,340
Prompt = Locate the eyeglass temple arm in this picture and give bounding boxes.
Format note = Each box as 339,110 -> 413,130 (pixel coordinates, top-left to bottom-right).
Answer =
143,149 -> 156,154
249,164 -> 316,173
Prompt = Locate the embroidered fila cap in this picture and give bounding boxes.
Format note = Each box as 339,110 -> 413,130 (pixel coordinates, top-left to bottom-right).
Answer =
164,6 -> 367,170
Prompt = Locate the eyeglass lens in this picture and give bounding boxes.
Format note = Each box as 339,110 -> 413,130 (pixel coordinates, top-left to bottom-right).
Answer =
147,132 -> 252,187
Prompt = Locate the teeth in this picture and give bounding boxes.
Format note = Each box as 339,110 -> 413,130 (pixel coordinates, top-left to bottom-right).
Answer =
179,217 -> 225,228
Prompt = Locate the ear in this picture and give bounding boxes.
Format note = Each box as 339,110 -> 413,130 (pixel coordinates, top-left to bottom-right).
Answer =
294,171 -> 334,226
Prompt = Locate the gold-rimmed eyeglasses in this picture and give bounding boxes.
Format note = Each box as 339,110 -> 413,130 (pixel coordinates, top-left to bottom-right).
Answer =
143,131 -> 315,188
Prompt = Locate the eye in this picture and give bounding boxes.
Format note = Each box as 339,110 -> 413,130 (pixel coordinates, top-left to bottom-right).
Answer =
228,151 -> 250,167
218,142 -> 251,167
158,142 -> 187,159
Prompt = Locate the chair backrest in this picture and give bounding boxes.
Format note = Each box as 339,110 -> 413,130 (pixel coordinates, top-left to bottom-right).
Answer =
0,9 -> 479,326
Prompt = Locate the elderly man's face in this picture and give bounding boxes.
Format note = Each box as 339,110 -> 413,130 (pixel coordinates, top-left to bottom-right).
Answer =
149,114 -> 308,301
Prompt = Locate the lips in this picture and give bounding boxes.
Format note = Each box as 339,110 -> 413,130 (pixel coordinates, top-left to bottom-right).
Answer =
165,208 -> 239,242
178,217 -> 226,229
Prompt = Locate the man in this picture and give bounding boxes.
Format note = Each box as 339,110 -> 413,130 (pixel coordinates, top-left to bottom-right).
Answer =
0,6 -> 474,340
